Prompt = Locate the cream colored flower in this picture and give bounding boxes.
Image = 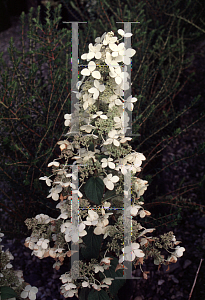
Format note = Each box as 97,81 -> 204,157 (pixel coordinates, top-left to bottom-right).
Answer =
101,157 -> 115,169
103,174 -> 119,190
88,80 -> 105,99
81,61 -> 101,79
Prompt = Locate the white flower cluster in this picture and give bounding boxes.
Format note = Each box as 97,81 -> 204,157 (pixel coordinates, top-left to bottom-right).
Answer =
24,29 -> 185,298
0,231 -> 38,300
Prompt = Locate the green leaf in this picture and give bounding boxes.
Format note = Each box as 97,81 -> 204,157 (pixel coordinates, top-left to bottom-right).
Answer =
0,286 -> 17,300
84,177 -> 104,205
98,256 -> 126,296
88,289 -> 110,300
79,287 -> 90,300
81,226 -> 102,260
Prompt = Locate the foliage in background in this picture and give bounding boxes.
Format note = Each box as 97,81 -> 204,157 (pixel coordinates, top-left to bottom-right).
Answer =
0,0 -> 205,239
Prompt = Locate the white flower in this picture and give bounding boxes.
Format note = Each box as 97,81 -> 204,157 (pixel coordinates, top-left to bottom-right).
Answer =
104,130 -> 120,147
124,95 -> 137,111
118,29 -> 133,37
81,61 -> 101,79
21,285 -> 38,300
139,210 -> 146,218
125,152 -> 146,168
92,110 -> 107,119
47,161 -> 60,167
88,80 -> 105,99
64,282 -> 77,291
64,114 -> 72,126
47,184 -> 62,201
80,124 -> 96,133
134,178 -> 148,197
82,281 -> 90,288
109,42 -> 125,57
122,47 -> 136,65
109,66 -> 129,85
82,92 -> 96,110
108,94 -> 123,109
94,218 -> 109,235
39,176 -> 52,186
101,158 -> 115,169
105,51 -> 120,68
93,264 -> 104,273
81,43 -> 102,60
57,140 -> 73,151
103,32 -> 117,45
60,273 -> 73,283
37,238 -> 49,250
63,222 -> 87,243
174,246 -> 185,257
35,214 -> 52,224
101,277 -> 114,285
114,113 -> 130,129
130,204 -> 142,216
83,210 -> 99,226
119,243 -> 144,263
103,174 -> 119,190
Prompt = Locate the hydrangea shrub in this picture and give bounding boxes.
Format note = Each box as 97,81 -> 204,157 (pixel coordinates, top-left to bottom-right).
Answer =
24,29 -> 185,299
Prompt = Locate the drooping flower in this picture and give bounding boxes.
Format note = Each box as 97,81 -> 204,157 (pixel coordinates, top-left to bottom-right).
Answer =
39,176 -> 52,186
20,285 -> 38,300
119,243 -> 144,263
64,114 -> 72,126
47,184 -> 62,201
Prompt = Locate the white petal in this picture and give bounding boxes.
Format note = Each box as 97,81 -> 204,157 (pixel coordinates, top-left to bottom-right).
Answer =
115,77 -> 122,85
100,114 -> 107,119
109,43 -> 118,51
88,61 -> 96,72
94,227 -> 103,235
95,52 -> 101,59
108,162 -> 115,169
81,53 -> 87,60
21,291 -> 28,299
106,180 -> 114,190
123,56 -> 131,65
48,161 -> 59,167
123,32 -> 133,37
52,193 -> 59,201
92,71 -> 101,79
87,52 -> 95,60
113,139 -> 120,146
111,175 -> 119,183
125,48 -> 136,57
118,29 -> 125,36
81,68 -> 90,76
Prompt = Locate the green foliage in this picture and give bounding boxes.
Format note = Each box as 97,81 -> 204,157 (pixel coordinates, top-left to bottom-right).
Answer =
81,226 -> 103,260
0,286 -> 17,300
84,177 -> 105,205
88,289 -> 110,300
